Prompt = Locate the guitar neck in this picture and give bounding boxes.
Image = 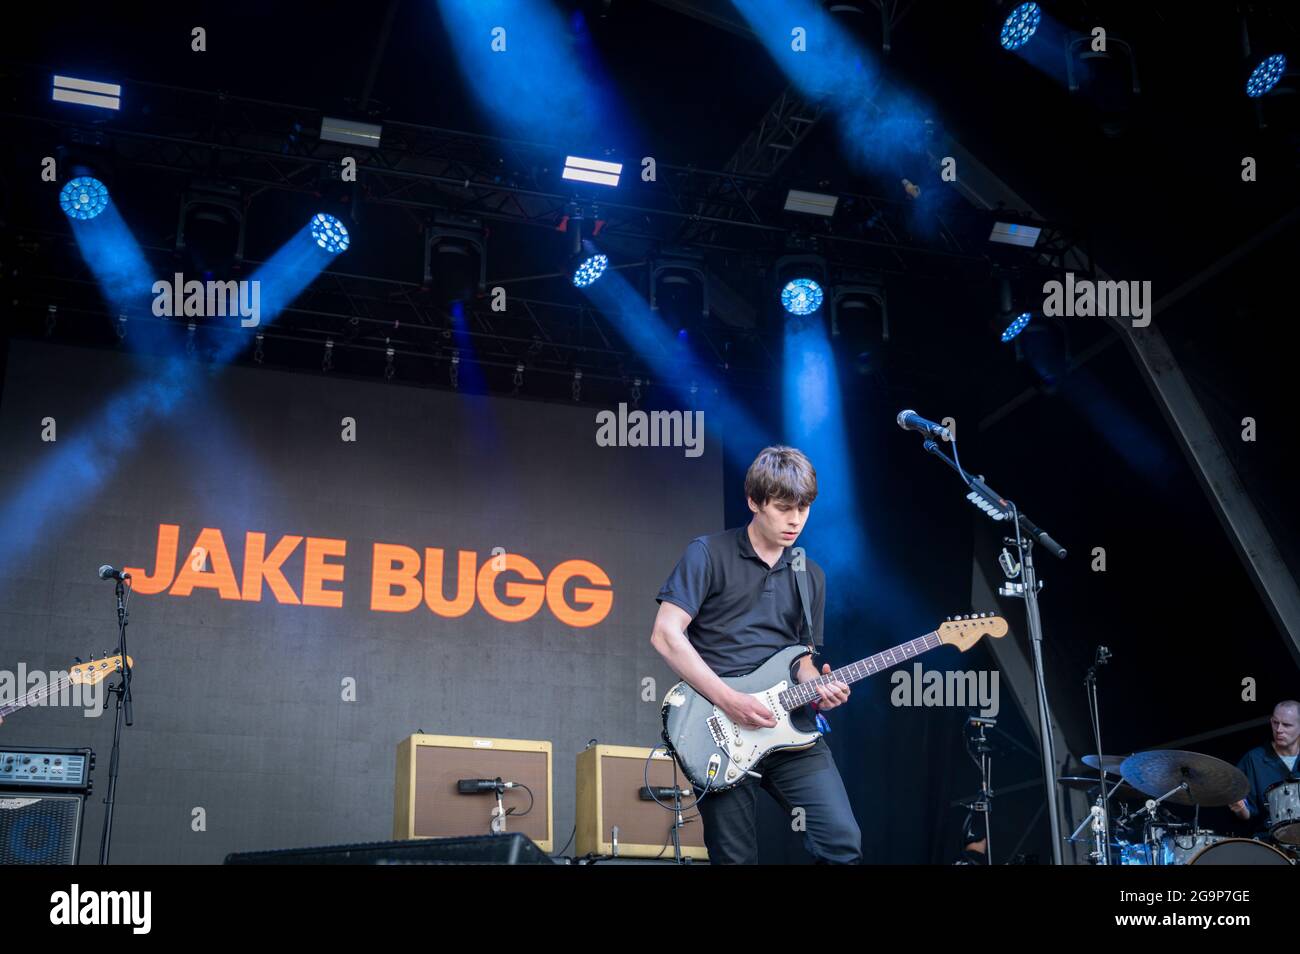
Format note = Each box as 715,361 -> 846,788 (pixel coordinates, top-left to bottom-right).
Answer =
0,674 -> 75,718
782,630 -> 942,709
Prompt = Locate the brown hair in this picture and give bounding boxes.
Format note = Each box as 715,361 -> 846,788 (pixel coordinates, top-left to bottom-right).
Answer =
744,445 -> 818,508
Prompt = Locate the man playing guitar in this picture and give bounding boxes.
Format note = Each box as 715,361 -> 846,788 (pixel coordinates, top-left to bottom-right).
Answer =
650,445 -> 862,863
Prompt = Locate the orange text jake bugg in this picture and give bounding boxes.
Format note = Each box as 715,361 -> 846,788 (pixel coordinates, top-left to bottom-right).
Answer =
125,524 -> 614,627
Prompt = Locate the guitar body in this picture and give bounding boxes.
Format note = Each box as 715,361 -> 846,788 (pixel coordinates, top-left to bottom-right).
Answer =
659,614 -> 1009,794
661,645 -> 819,792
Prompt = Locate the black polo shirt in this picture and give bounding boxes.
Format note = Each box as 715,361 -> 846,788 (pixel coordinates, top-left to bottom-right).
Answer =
657,525 -> 825,678
1236,744 -> 1300,828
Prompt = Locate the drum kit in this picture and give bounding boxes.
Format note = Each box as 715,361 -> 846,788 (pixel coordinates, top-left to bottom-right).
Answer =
1062,749 -> 1300,865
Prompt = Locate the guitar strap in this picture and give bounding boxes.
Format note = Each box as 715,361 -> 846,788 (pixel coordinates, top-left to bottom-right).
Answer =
789,546 -> 829,734
789,546 -> 815,647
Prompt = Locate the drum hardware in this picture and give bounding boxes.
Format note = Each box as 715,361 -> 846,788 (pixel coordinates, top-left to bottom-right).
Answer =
1080,754 -> 1129,776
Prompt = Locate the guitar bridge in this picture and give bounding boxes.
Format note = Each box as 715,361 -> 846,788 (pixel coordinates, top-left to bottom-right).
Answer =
706,715 -> 727,747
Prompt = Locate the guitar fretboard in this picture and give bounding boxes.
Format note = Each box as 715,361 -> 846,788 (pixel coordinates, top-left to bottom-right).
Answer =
0,674 -> 76,717
779,631 -> 942,710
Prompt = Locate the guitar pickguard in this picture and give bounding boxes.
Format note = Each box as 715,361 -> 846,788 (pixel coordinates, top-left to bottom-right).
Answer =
709,682 -> 817,785
660,644 -> 822,793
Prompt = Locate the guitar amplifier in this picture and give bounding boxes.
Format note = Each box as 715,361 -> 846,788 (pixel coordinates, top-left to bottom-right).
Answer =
0,792 -> 86,864
394,734 -> 552,852
226,833 -> 554,865
575,744 -> 708,860
0,747 -> 94,865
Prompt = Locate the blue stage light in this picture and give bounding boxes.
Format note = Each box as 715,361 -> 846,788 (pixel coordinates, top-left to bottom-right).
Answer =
1246,54 -> 1286,98
781,278 -> 824,316
59,176 -> 109,220
1001,311 -> 1032,342
310,213 -> 350,253
1000,3 -> 1041,51
572,253 -> 608,288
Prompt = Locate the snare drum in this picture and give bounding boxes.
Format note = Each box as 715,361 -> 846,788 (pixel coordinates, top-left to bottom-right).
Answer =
1265,780 -> 1300,846
1188,837 -> 1293,865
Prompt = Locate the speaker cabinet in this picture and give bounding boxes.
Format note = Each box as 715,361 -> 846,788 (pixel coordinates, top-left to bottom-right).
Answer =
394,734 -> 552,852
0,791 -> 85,865
575,744 -> 708,860
226,832 -> 554,865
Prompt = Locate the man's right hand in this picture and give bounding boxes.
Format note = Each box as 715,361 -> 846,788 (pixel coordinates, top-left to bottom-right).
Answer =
721,689 -> 777,729
1229,798 -> 1250,820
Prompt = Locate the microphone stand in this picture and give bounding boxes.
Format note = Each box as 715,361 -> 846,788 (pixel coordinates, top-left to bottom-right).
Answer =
668,786 -> 692,864
915,434 -> 1068,865
967,718 -> 994,863
1084,648 -> 1112,863
98,577 -> 133,865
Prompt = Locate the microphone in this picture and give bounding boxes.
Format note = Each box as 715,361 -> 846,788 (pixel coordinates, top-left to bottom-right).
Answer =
456,778 -> 515,793
98,565 -> 131,581
896,409 -> 951,441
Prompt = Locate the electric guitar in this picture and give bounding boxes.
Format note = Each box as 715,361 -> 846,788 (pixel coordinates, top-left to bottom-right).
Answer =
660,614 -> 1007,791
0,655 -> 133,725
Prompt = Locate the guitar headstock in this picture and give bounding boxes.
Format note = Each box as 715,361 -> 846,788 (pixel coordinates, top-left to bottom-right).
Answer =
937,613 -> 1007,652
69,655 -> 134,686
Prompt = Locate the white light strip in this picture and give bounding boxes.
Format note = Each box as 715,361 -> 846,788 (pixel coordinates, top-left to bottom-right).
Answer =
562,167 -> 621,186
52,75 -> 121,110
563,155 -> 622,187
785,190 -> 838,216
564,155 -> 622,174
320,116 -> 383,148
54,75 -> 121,96
988,222 -> 1041,247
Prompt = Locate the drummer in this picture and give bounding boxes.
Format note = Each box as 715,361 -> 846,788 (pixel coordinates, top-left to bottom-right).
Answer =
1229,700 -> 1299,831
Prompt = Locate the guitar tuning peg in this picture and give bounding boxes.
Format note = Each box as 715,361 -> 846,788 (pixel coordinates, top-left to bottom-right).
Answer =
74,656 -> 83,664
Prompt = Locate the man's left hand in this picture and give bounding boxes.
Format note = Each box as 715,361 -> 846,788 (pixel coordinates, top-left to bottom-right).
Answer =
803,662 -> 850,710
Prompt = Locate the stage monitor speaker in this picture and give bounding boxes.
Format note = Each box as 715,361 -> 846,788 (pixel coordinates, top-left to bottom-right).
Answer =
0,791 -> 85,864
575,744 -> 708,860
394,733 -> 552,852
225,832 -> 554,865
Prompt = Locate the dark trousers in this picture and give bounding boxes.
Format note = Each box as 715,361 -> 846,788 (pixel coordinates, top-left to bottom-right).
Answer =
696,737 -> 862,864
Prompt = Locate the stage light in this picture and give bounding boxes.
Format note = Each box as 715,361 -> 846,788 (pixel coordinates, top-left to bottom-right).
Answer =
649,249 -> 708,318
425,214 -> 487,304
177,181 -> 246,275
52,74 -> 121,111
1246,54 -> 1286,98
782,278 -> 824,316
563,155 -> 622,187
1001,311 -> 1032,342
59,176 -> 109,220
1000,3 -> 1041,51
989,221 -> 1041,247
785,190 -> 839,217
320,116 -> 383,148
310,213 -> 350,253
572,253 -> 608,288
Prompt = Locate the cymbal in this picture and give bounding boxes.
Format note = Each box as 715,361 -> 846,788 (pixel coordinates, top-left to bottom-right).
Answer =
1081,754 -> 1128,775
1119,750 -> 1249,807
1057,775 -> 1144,801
